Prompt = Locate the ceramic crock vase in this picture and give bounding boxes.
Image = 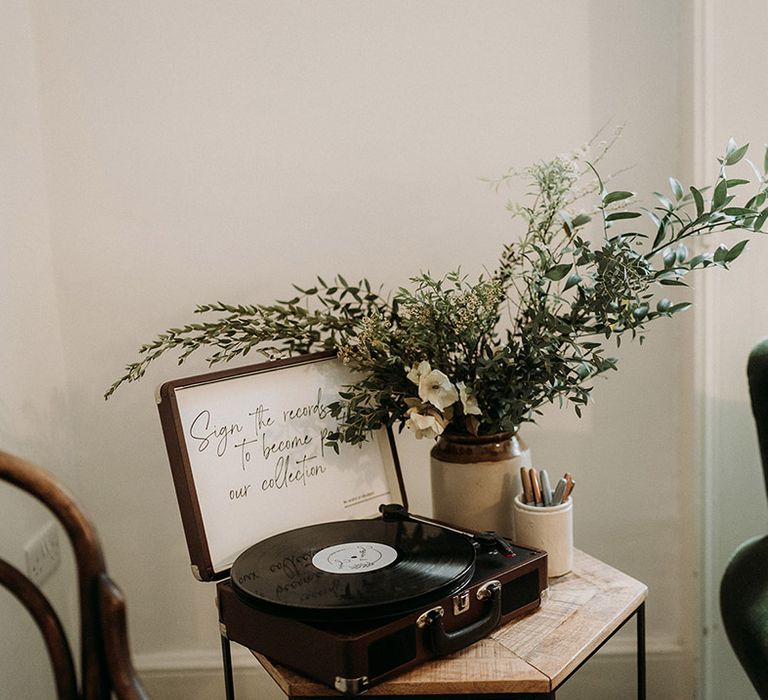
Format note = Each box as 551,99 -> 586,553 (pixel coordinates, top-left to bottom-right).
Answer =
429,431 -> 531,539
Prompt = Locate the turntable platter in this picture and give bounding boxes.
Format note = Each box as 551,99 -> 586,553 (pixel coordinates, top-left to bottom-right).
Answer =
230,518 -> 476,622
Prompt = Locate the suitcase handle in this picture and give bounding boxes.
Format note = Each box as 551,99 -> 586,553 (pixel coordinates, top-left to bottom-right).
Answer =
422,580 -> 502,656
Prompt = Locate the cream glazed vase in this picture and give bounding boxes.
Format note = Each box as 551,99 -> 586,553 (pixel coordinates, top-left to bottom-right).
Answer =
429,431 -> 531,540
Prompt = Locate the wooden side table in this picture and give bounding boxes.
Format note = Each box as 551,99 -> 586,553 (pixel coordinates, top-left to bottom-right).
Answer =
249,550 -> 647,699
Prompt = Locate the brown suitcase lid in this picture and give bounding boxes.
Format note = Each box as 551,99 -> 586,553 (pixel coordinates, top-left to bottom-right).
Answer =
157,351 -> 407,582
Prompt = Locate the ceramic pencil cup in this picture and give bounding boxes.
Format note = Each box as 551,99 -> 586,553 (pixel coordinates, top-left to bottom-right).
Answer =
513,494 -> 573,577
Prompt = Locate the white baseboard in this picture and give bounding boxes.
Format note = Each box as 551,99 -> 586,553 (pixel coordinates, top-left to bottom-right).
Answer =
135,640 -> 690,700
558,640 -> 691,700
135,647 -> 284,700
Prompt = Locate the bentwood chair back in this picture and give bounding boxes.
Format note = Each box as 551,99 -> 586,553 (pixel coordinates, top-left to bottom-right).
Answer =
0,449 -> 150,700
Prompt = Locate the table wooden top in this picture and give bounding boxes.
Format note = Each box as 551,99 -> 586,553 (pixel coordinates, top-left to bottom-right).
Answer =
254,549 -> 647,697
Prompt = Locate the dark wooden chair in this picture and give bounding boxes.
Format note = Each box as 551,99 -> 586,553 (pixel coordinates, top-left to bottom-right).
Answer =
0,449 -> 150,700
720,339 -> 768,699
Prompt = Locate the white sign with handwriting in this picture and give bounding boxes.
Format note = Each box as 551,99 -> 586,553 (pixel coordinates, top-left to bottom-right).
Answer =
170,357 -> 398,573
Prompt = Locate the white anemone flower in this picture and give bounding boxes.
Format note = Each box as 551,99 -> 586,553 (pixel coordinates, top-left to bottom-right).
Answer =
405,408 -> 445,440
457,382 -> 482,416
418,369 -> 459,410
407,360 -> 431,386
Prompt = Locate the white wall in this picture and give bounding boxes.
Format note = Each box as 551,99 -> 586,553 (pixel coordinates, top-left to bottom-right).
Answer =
8,1 -> 762,698
0,1 -> 77,697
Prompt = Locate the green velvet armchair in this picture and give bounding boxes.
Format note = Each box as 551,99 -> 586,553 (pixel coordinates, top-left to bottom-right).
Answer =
720,338 -> 768,699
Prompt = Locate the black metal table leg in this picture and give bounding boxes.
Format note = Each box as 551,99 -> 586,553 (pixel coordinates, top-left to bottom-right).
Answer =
637,602 -> 646,700
221,633 -> 236,700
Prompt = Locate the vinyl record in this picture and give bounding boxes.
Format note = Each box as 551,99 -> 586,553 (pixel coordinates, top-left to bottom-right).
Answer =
230,518 -> 476,622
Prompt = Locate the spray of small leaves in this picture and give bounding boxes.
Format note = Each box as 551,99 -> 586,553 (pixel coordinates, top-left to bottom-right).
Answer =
106,136 -> 768,451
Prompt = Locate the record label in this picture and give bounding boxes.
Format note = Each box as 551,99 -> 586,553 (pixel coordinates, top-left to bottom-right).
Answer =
311,541 -> 398,574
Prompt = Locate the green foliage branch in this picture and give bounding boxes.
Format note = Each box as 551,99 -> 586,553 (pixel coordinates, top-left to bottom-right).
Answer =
106,137 -> 768,451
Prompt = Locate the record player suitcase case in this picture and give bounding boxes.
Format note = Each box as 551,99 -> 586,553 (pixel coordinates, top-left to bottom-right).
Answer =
157,352 -> 547,695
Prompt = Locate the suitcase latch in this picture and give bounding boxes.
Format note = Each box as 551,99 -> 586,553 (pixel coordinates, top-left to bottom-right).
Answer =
452,590 -> 471,616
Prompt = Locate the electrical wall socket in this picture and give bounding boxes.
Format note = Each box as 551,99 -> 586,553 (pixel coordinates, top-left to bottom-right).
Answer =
24,521 -> 61,585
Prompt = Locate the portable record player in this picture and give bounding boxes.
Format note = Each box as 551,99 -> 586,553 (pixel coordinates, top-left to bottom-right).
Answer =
157,352 -> 547,695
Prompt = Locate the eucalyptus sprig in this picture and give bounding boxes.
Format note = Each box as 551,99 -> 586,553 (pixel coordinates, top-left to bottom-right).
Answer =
107,137 -> 767,453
